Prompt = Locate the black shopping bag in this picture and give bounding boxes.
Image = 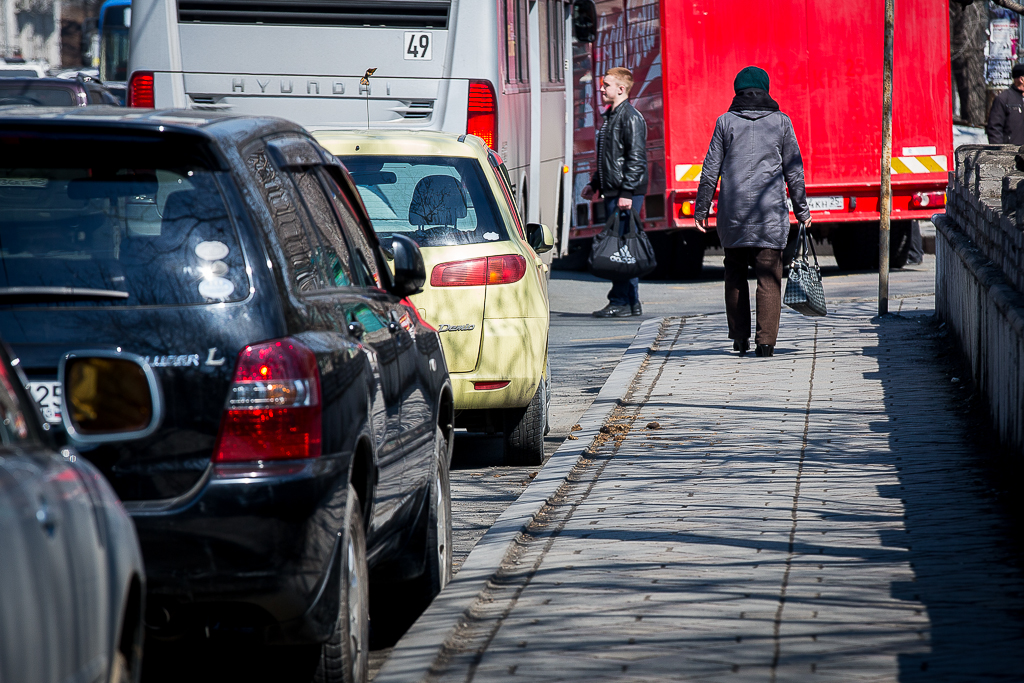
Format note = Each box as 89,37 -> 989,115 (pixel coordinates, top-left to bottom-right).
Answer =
588,210 -> 657,280
783,223 -> 827,317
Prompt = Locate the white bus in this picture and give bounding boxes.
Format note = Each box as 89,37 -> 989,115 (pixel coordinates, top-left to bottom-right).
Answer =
127,0 -> 595,253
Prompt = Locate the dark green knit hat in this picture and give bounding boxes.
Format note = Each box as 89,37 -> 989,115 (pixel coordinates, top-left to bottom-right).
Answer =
734,66 -> 770,93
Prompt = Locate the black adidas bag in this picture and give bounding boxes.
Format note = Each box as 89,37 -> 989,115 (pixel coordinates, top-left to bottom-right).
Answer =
588,210 -> 657,280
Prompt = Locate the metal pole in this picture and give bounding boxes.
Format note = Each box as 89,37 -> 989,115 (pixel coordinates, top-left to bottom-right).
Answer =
879,0 -> 894,316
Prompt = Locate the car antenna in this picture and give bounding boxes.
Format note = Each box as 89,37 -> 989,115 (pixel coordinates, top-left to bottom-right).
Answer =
360,68 -> 377,130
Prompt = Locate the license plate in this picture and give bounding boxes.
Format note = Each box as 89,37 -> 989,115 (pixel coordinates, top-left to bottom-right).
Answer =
806,195 -> 844,211
28,381 -> 62,424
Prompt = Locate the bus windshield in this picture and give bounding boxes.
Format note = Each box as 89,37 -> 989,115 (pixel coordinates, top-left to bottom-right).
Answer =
340,156 -> 509,248
100,1 -> 130,82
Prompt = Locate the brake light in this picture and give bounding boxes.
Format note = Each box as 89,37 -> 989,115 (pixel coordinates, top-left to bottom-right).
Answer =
127,71 -> 154,108
431,257 -> 486,286
680,201 -> 695,217
212,338 -> 322,462
430,255 -> 527,287
467,80 -> 497,150
910,192 -> 946,209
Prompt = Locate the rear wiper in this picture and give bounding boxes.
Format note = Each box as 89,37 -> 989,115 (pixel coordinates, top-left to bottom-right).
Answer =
0,286 -> 130,303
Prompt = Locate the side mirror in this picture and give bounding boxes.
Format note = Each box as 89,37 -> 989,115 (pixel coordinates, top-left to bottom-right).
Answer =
390,234 -> 426,296
526,223 -> 554,254
572,0 -> 597,43
59,351 -> 162,443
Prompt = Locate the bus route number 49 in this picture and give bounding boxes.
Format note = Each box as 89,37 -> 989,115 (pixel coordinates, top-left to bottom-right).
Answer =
405,32 -> 432,60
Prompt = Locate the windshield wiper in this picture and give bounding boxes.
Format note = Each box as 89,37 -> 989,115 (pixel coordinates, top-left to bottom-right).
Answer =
0,286 -> 130,303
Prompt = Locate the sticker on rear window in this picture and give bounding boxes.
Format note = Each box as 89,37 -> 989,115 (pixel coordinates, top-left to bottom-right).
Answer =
195,240 -> 230,261
483,232 -> 499,241
0,178 -> 47,188
198,277 -> 235,300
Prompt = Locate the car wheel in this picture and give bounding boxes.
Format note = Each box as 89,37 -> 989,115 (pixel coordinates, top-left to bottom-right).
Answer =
423,426 -> 453,597
503,380 -> 546,466
313,484 -> 369,683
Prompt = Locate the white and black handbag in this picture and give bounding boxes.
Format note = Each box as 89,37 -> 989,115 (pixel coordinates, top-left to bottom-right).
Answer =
783,223 -> 827,317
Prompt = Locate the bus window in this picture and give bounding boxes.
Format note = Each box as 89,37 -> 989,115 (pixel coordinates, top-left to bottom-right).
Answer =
546,0 -> 565,84
100,1 -> 131,83
504,0 -> 529,85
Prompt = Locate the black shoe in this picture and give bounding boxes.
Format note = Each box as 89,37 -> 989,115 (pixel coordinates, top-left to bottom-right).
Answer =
631,303 -> 643,316
755,344 -> 774,357
593,304 -> 632,318
733,339 -> 750,356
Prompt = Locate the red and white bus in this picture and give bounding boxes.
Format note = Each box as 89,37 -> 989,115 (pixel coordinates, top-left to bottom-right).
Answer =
570,0 -> 952,276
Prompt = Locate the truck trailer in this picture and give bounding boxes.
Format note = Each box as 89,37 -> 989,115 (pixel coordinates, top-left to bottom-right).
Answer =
570,0 -> 952,277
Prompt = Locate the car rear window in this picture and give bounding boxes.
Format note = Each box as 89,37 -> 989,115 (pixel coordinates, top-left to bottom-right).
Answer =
0,84 -> 76,106
338,155 -> 509,247
0,132 -> 250,307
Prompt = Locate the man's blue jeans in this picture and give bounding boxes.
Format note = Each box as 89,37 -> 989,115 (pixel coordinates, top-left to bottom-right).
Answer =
604,195 -> 644,307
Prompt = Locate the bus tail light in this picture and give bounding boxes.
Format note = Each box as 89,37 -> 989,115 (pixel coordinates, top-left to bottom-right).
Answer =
213,338 -> 322,462
430,255 -> 527,287
910,192 -> 946,209
127,71 -> 154,108
467,80 -> 497,150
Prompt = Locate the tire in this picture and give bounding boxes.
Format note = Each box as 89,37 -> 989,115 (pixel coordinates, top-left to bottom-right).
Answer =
503,380 -> 546,466
543,374 -> 551,437
830,221 -> 912,271
313,484 -> 369,683
420,426 -> 453,598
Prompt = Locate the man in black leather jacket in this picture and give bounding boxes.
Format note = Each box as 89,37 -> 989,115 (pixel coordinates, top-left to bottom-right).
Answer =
987,63 -> 1024,145
582,67 -> 649,317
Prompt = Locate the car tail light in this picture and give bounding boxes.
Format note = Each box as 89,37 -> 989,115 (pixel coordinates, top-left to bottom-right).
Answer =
910,191 -> 946,209
474,381 -> 510,391
431,257 -> 486,286
679,201 -> 695,217
467,80 -> 497,150
486,255 -> 526,284
127,71 -> 154,108
213,338 -> 322,462
430,255 -> 527,287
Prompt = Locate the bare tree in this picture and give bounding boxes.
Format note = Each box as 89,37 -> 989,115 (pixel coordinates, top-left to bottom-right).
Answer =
951,0 -> 990,126
990,0 -> 1024,13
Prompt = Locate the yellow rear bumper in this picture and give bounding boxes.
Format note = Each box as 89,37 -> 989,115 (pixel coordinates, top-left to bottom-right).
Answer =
451,317 -> 547,410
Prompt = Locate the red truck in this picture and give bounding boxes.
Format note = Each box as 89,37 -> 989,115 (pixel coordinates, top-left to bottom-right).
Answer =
570,0 -> 952,277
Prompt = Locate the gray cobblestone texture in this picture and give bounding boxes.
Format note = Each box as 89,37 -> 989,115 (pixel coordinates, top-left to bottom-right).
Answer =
425,300 -> 1024,682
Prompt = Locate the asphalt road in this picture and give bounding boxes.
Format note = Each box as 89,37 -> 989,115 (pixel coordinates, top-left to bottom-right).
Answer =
367,249 -> 937,677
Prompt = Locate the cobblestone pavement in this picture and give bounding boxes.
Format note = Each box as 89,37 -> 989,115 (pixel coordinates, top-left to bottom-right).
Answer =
428,299 -> 1024,682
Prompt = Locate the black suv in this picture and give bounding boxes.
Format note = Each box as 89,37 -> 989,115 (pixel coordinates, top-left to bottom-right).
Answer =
0,109 -> 453,682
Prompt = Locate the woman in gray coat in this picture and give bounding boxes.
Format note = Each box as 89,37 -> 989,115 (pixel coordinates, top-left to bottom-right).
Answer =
695,66 -> 811,357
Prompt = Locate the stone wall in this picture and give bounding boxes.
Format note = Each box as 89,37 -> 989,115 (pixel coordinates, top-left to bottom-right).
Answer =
937,144 -> 1024,459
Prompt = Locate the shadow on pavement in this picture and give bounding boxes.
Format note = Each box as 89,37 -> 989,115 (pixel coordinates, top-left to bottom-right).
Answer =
867,315 -> 1024,680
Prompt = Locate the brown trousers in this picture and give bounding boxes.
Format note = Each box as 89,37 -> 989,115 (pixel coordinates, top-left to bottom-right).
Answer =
724,247 -> 783,346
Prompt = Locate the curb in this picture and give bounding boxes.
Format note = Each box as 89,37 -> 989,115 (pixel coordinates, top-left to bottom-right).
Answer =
373,316 -> 668,683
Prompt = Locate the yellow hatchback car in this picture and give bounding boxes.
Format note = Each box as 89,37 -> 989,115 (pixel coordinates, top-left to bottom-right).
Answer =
313,130 -> 553,465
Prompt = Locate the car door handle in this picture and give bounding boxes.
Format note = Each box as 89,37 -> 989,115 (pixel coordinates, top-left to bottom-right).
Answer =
348,320 -> 365,340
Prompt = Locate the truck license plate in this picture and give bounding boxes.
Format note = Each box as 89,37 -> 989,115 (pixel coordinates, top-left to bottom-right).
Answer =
28,381 -> 62,424
806,195 -> 844,211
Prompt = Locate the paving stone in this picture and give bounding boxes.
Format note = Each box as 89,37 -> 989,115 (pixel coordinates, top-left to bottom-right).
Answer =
429,301 -> 1024,682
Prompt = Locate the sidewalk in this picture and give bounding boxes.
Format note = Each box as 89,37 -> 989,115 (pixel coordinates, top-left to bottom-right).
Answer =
382,299 -> 1024,682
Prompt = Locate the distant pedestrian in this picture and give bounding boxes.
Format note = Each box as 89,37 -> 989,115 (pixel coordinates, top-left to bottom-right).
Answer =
582,66 -> 649,318
694,66 -> 810,357
986,63 -> 1024,145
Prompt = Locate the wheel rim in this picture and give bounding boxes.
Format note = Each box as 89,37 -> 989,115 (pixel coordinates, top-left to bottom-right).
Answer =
346,537 -> 365,679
